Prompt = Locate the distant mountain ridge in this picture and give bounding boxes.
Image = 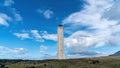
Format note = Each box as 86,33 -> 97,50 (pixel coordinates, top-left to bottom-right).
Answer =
110,51 -> 120,56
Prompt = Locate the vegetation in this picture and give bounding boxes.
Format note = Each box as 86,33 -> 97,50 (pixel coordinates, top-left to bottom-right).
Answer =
0,56 -> 120,68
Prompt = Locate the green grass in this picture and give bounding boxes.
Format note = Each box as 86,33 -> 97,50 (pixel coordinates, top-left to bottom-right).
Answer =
0,56 -> 120,68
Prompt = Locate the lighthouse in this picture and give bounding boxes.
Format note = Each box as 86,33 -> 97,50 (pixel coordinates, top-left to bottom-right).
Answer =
57,25 -> 65,59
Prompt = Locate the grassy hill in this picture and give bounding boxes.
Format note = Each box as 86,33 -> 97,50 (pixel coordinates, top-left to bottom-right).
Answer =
0,56 -> 120,68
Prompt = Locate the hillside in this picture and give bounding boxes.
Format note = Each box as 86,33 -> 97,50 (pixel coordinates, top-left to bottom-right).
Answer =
0,56 -> 120,68
110,51 -> 120,56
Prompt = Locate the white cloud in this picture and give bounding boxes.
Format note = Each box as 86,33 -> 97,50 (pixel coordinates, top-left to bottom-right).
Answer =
14,33 -> 30,40
31,30 -> 57,42
14,30 -> 57,42
12,8 -> 23,21
63,0 -> 120,55
103,0 -> 120,20
31,30 -> 44,42
14,13 -> 22,21
0,46 -> 26,55
63,0 -> 115,28
0,46 -> 29,59
31,30 -> 42,39
37,9 -> 54,19
3,0 -> 14,6
42,33 -> 57,41
0,13 -> 11,26
40,45 -> 48,52
12,48 -> 26,54
1,0 -> 23,22
44,10 -> 54,19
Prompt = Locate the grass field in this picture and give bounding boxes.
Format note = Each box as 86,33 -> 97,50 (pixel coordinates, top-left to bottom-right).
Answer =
0,56 -> 120,68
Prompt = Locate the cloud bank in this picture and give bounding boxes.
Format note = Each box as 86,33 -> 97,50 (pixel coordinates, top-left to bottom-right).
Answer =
63,0 -> 120,56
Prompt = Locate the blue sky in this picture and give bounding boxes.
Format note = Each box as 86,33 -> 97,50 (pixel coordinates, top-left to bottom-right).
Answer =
0,0 -> 120,60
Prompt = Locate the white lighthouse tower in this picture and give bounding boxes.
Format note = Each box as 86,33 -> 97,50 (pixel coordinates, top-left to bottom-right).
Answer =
57,25 -> 65,59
